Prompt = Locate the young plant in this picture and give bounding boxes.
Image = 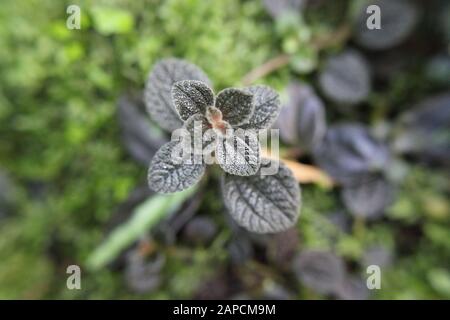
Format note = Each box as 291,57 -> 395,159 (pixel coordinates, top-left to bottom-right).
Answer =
144,58 -> 301,234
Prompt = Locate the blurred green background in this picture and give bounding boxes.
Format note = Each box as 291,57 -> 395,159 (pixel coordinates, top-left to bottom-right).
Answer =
0,0 -> 449,299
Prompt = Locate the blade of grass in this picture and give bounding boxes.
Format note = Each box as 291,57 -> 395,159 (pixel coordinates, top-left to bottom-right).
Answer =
86,186 -> 197,271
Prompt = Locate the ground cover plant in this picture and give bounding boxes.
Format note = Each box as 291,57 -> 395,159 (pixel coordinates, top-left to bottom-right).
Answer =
0,0 -> 448,299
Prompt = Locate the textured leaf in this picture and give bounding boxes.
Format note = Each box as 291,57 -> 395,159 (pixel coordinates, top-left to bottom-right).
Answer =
263,0 -> 306,19
221,160 -> 301,233
341,175 -> 394,220
292,250 -> 345,295
144,58 -> 211,132
182,114 -> 217,160
117,94 -> 168,166
318,50 -> 371,105
276,82 -> 326,151
240,85 -> 281,130
148,141 -> 205,193
354,0 -> 418,50
172,80 -> 214,121
216,132 -> 260,176
215,88 -> 254,126
313,123 -> 390,185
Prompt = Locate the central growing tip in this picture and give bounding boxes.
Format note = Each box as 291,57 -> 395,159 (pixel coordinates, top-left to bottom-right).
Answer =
206,106 -> 231,136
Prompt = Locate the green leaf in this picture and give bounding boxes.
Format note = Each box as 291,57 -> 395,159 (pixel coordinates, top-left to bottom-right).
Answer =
86,186 -> 197,271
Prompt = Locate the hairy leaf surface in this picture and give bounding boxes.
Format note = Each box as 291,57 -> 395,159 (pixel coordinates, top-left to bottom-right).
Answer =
216,132 -> 260,176
222,160 -> 301,233
172,80 -> 214,121
148,141 -> 205,193
144,58 -> 211,131
215,88 -> 254,126
240,85 -> 281,130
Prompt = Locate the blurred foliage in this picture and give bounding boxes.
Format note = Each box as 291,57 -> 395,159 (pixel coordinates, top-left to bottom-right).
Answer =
0,0 -> 448,299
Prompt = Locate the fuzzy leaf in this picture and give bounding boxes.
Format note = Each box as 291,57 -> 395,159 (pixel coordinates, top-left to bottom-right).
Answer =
313,123 -> 390,185
216,132 -> 260,176
215,88 -> 254,126
341,175 -> 394,220
148,141 -> 205,193
318,50 -> 371,105
221,160 -> 301,233
354,0 -> 418,50
172,80 -> 214,121
292,250 -> 345,295
240,85 -> 281,130
144,58 -> 211,132
183,113 -> 216,152
276,82 -> 326,151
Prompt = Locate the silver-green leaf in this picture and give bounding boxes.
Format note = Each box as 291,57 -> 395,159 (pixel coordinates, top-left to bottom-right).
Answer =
216,132 -> 260,176
172,80 -> 214,121
144,58 -> 211,132
183,113 -> 216,151
240,85 -> 281,130
215,88 -> 254,126
148,141 -> 205,194
221,160 -> 301,233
